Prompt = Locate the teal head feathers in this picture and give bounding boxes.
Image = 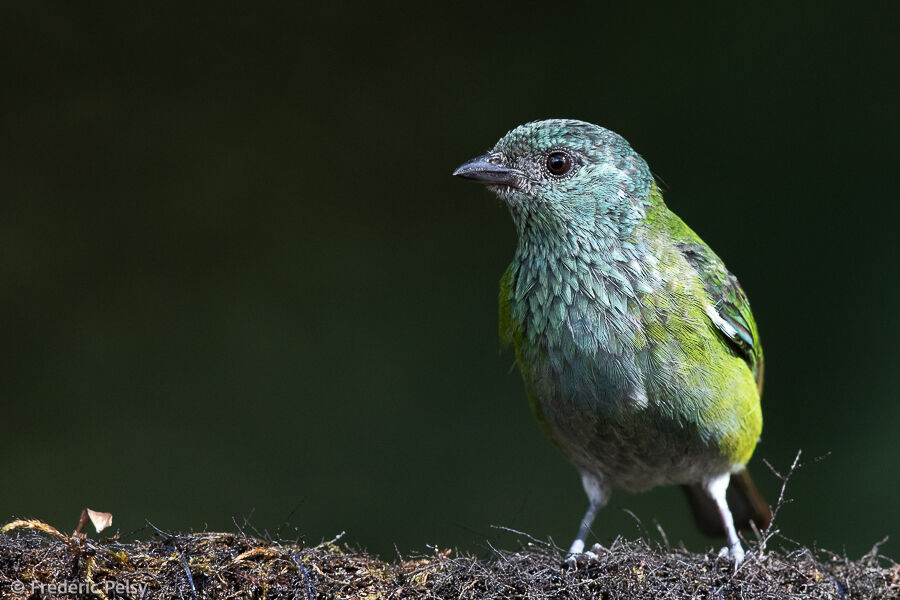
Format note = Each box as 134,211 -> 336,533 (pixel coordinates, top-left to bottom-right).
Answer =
455,120 -> 652,241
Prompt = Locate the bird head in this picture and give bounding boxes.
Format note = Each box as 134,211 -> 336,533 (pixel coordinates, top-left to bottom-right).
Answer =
454,119 -> 653,239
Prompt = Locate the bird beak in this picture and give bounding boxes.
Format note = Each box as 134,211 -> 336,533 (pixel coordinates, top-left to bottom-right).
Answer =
453,154 -> 522,188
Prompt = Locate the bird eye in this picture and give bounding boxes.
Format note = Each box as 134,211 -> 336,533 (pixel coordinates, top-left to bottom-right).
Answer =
546,151 -> 572,176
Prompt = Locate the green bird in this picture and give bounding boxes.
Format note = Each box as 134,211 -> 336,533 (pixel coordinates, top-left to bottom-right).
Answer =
453,119 -> 771,563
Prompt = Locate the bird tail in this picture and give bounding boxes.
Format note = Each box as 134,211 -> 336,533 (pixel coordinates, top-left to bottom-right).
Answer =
681,469 -> 772,538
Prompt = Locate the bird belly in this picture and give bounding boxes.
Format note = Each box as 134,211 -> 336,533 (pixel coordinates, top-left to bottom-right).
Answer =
525,351 -> 734,492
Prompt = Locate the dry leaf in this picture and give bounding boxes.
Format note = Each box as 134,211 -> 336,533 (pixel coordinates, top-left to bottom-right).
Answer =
74,508 -> 114,535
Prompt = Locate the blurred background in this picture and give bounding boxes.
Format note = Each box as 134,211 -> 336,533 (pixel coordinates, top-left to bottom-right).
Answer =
2,3 -> 897,559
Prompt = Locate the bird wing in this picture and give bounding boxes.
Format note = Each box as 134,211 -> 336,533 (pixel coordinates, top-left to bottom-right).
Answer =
642,184 -> 764,392
676,239 -> 764,393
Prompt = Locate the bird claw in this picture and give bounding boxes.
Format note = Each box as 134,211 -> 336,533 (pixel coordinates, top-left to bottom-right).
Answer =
717,544 -> 745,565
564,544 -> 607,568
564,553 -> 592,569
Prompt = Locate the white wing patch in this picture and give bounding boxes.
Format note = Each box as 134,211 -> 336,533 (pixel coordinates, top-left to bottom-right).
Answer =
705,304 -> 738,340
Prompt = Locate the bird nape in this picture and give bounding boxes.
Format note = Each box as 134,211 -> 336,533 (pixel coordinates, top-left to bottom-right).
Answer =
453,119 -> 771,563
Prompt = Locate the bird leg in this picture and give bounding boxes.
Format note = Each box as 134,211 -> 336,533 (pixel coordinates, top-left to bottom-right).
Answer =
704,472 -> 745,564
568,472 -> 609,556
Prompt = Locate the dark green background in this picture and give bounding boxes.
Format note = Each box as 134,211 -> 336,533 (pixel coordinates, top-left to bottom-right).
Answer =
2,3 -> 898,559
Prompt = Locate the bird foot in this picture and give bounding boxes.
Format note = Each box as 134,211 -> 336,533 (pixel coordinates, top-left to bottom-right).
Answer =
717,543 -> 745,565
564,544 -> 607,568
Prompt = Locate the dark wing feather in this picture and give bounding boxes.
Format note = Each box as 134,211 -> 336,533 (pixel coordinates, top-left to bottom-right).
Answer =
677,242 -> 764,393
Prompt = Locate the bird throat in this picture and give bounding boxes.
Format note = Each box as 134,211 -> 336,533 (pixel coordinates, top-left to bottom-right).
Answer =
511,213 -> 657,342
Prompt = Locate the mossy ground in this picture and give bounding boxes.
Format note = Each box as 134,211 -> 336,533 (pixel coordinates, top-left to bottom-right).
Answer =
1,519 -> 896,599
